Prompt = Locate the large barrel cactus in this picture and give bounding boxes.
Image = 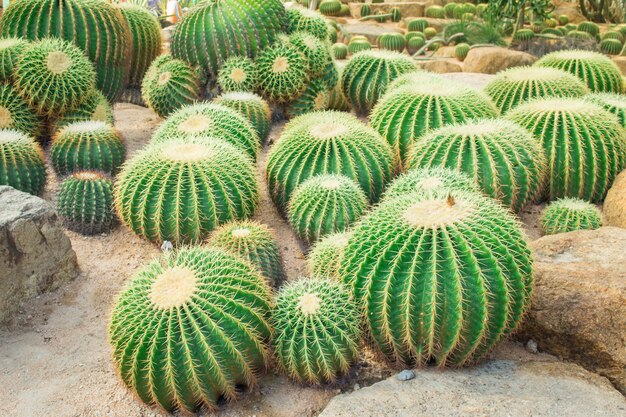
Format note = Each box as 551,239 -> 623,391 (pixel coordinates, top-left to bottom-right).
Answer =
109,246 -> 272,412
340,189 -> 534,366
0,83 -> 42,138
0,0 -> 131,101
171,0 -> 285,76
115,138 -> 258,244
0,129 -> 46,195
507,98 -> 626,203
585,93 -> 626,127
288,31 -> 331,77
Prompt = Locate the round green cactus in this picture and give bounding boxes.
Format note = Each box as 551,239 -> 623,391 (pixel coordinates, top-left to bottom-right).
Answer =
390,7 -> 401,22
288,174 -> 368,244
151,102 -> 260,160
50,121 -> 126,176
285,78 -> 330,119
339,189 -> 534,366
485,66 -> 589,113
444,2 -> 457,18
454,43 -> 470,61
423,27 -> 438,40
14,38 -> 96,116
288,31 -> 332,77
541,28 -> 562,36
507,98 -> 626,203
535,50 -> 623,93
0,83 -> 42,138
272,277 -> 361,384
57,171 -> 115,235
408,119 -> 547,212
327,62 -> 351,112
378,33 -> 406,53
286,8 -> 330,40
370,75 -> 499,167
141,55 -> 202,118
308,231 -> 351,279
408,18 -> 428,32
514,28 -> 535,41
52,90 -> 114,133
602,31 -> 625,42
217,55 -> 258,93
341,50 -> 416,115
382,166 -> 479,202
425,5 -> 445,18
585,93 -> 626,127
0,37 -> 28,82
115,138 -> 258,244
255,43 -> 308,103
0,129 -> 45,195
407,36 -> 426,55
109,246 -> 272,412
332,43 -> 348,60
118,4 -> 162,88
320,0 -> 341,16
171,0 -> 285,75
558,14 -> 569,25
214,92 -> 271,143
266,111 -> 396,212
566,30 -> 593,41
360,4 -> 371,17
207,220 -> 286,287
347,39 -> 372,55
540,198 -> 602,235
600,38 -> 623,55
577,21 -> 600,37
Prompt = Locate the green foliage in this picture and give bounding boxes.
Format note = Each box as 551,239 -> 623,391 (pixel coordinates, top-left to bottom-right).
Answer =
540,198 -> 602,235
217,56 -> 257,93
585,92 -> 626,127
255,44 -> 308,103
332,43 -> 348,59
339,189 -> 534,366
286,8 -> 330,40
506,98 -> 626,202
443,21 -> 507,46
109,246 -> 272,412
485,0 -> 553,37
266,111 -> 396,212
382,166 -> 479,202
272,277 -> 360,384
50,121 -> 126,176
0,37 -> 27,82
377,33 -> 406,53
58,171 -> 115,235
288,31 -> 332,77
0,129 -> 45,195
0,83 -> 42,138
214,92 -> 272,143
208,220 -> 286,287
115,138 -> 259,244
286,78 -> 330,119
288,174 -> 368,244
52,90 -> 114,133
308,231 -> 351,279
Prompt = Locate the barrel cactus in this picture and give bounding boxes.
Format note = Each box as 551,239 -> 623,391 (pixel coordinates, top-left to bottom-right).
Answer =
217,56 -> 257,93
272,277 -> 360,384
0,37 -> 27,82
425,5 -> 445,18
285,78 -> 329,118
0,83 -> 42,138
347,39 -> 371,55
255,43 -> 308,103
214,92 -> 271,142
286,8 -> 330,40
408,18 -> 428,32
141,55 -> 202,118
288,31 -> 332,77
109,246 -> 272,412
151,102 -> 260,160
540,198 -> 602,235
266,111 -> 396,212
320,0 -> 341,16
0,129 -> 45,195
535,50 -> 623,93
288,175 -> 368,244
341,50 -> 416,115
332,43 -> 348,60
600,39 -> 623,55
514,28 -> 535,42
115,138 -> 258,244
57,171 -> 115,235
577,21 -> 600,37
586,93 -> 626,127
370,75 -> 499,166
507,98 -> 626,203
454,43 -> 470,61
378,33 -> 406,53
360,4 -> 371,17
52,90 -> 114,133
327,63 -> 351,112
171,0 -> 285,75
382,166 -> 479,202
339,189 -> 534,366
485,66 -> 589,113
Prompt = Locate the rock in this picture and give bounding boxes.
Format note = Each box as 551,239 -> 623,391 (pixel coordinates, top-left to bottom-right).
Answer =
319,343 -> 626,417
442,72 -> 495,89
526,339 -> 538,354
604,170 -> 626,228
462,46 -> 537,74
0,186 -> 78,323
341,22 -> 402,44
612,56 -> 626,76
519,227 -> 626,395
434,46 -> 456,58
418,58 -> 462,73
396,370 -> 416,381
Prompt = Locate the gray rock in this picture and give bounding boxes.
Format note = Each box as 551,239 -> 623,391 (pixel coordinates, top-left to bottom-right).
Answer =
396,370 -> 416,381
0,186 -> 79,323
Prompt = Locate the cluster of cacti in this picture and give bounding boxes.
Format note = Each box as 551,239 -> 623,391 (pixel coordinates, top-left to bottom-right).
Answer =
485,66 -> 589,113
377,33 -> 406,53
0,83 -> 42,138
52,90 -> 114,133
255,44 -> 308,103
272,277 -> 360,384
586,93 -> 626,127
266,111 -> 395,212
382,166 -> 479,202
214,92 -> 271,142
115,139 -> 258,244
288,174 -> 368,243
370,74 -> 499,166
507,98 -> 625,203
308,231 -> 351,279
286,7 -> 330,41
151,102 -> 260,160
57,171 -> 115,235
285,78 -> 329,118
0,129 -> 45,195
109,246 -> 272,412
141,55 -> 202,118
207,220 -> 286,287
0,37 -> 27,82
14,38 -> 96,116
217,56 -> 258,93
540,198 -> 602,235
50,121 -> 125,176
171,0 -> 285,75
340,50 -> 416,114
319,0 -> 341,16
535,50 -> 624,93
0,0 -> 130,101
332,43 -> 348,60
339,189 -> 534,366
408,119 -> 547,212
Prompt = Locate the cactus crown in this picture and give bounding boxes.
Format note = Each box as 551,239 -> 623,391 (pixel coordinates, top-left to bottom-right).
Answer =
255,43 -> 308,103
218,55 -> 257,93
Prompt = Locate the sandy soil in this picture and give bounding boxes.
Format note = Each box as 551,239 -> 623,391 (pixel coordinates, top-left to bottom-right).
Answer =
0,103 -> 546,417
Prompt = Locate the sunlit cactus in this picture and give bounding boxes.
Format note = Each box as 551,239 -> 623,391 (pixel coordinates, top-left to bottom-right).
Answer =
540,197 -> 602,235
52,90 -> 113,133
0,37 -> 28,82
255,43 -> 308,103
217,55 -> 258,93
0,83 -> 42,138
214,92 -> 271,143
585,92 -> 626,127
382,166 -> 479,202
286,8 -> 330,40
0,129 -> 45,195
288,31 -> 332,77
285,78 -> 329,118
308,231 -> 351,279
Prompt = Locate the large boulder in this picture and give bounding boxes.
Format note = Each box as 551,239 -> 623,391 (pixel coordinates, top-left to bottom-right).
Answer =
0,186 -> 79,323
604,170 -> 626,228
463,46 -> 537,74
519,227 -> 626,394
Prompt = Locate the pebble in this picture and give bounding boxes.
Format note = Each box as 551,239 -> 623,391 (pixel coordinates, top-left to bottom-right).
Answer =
526,339 -> 538,354
396,369 -> 416,381
353,383 -> 360,391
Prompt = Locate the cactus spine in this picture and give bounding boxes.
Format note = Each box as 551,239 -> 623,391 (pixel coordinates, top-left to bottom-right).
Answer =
0,83 -> 42,138
308,231 -> 351,279
0,129 -> 45,195
540,198 -> 602,235
0,37 -> 28,82
585,93 -> 626,127
214,92 -> 271,143
52,90 -> 114,133
255,43 -> 308,103
217,56 -> 257,93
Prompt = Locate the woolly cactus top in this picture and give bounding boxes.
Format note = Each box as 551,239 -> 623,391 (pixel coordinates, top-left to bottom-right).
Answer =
516,97 -> 605,114
72,170 -> 106,181
0,37 -> 23,50
352,48 -> 414,61
497,66 -> 583,82
0,128 -> 32,143
61,120 -> 111,134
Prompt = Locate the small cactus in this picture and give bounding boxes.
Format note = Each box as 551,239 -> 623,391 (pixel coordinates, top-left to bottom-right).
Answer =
514,28 -> 535,42
425,5 -> 445,18
454,43 -> 470,61
382,166 -> 479,202
600,38 -> 623,55
347,39 -> 371,55
408,18 -> 428,32
0,83 -> 42,138
0,129 -> 45,195
319,0 -> 342,17
332,43 -> 348,60
377,33 -> 406,53
286,8 -> 330,40
540,198 -> 602,235
288,31 -> 331,77
0,37 -> 28,82
255,43 -> 308,103
308,231 -> 351,279
577,21 -> 600,37
214,92 -> 272,143
285,78 -> 330,119
217,56 -> 258,93
391,7 -> 401,22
